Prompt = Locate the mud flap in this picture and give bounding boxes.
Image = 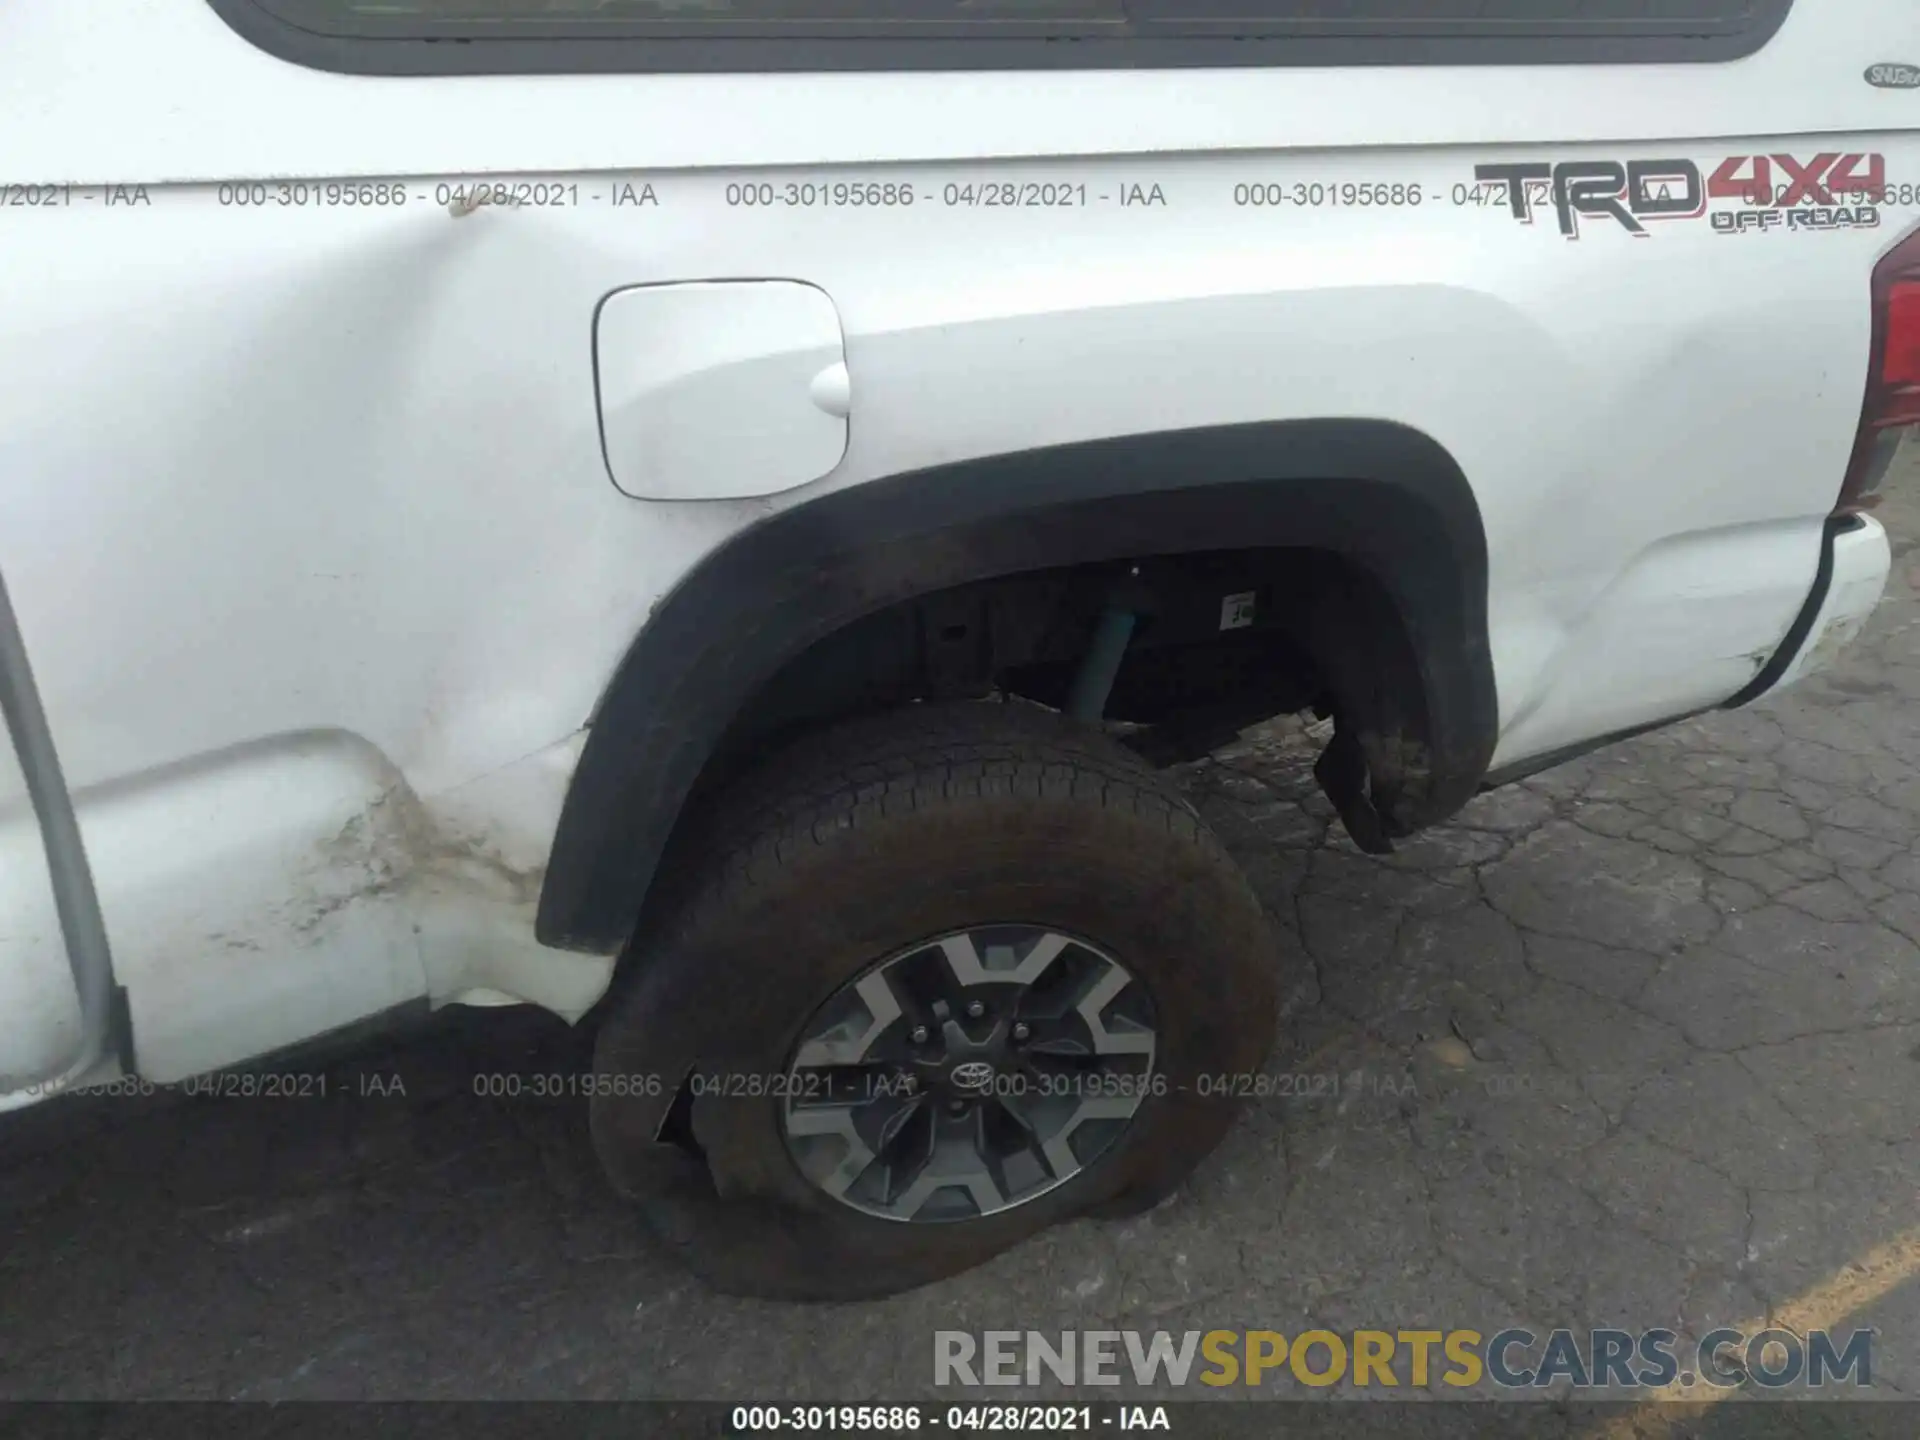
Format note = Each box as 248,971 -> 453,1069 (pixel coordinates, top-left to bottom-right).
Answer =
1313,720 -> 1395,855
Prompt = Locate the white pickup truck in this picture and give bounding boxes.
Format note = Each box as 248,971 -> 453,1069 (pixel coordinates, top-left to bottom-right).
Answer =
0,0 -> 1909,1299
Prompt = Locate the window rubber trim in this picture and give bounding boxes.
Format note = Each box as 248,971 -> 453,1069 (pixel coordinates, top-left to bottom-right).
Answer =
205,0 -> 1795,76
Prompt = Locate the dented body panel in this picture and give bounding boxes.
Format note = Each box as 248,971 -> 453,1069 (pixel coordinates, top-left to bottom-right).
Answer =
0,0 -> 1910,1097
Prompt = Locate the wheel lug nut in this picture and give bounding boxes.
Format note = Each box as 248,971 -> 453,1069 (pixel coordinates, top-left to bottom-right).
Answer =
1012,1023 -> 1030,1041
910,1025 -> 929,1043
966,1001 -> 986,1019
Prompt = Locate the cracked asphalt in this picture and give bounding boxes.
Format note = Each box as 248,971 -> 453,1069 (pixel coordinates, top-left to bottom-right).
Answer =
4,481 -> 1919,1421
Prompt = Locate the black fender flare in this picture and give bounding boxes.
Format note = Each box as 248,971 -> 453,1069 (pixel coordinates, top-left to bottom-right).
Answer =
537,419 -> 1496,952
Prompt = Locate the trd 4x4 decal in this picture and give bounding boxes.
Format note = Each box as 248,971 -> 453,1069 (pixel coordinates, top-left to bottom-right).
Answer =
1475,153 -> 1884,238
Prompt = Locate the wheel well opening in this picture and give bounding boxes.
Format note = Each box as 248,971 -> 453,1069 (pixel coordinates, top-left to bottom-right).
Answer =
539,420 -> 1495,955
630,545 -> 1432,935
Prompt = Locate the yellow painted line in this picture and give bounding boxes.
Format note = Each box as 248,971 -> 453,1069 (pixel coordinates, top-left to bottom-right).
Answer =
1588,1225 -> 1920,1438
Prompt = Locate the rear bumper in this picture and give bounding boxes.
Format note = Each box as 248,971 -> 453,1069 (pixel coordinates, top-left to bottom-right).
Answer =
1731,513 -> 1892,705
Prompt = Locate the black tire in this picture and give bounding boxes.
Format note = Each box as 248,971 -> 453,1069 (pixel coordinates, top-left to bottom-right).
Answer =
589,700 -> 1282,1301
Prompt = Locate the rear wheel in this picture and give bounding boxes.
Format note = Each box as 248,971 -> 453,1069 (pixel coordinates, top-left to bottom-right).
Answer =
590,700 -> 1283,1300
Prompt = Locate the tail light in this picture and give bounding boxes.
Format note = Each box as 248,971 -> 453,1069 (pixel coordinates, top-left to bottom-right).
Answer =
1839,223 -> 1920,513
